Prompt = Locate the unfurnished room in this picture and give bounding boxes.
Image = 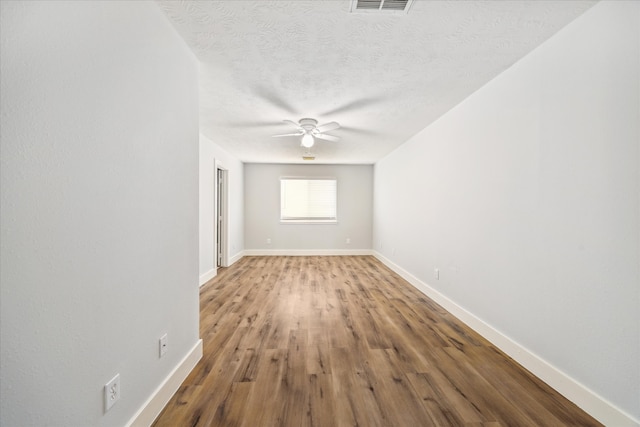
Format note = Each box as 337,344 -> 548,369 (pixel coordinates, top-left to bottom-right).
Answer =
1,1 -> 638,426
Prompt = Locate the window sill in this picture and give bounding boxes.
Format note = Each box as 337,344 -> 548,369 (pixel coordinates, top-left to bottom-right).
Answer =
280,220 -> 338,225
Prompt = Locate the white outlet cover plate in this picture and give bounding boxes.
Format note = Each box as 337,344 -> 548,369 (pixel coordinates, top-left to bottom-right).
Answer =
104,373 -> 120,412
160,333 -> 168,358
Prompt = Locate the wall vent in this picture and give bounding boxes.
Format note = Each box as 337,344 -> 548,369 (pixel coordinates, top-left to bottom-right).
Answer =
350,0 -> 414,14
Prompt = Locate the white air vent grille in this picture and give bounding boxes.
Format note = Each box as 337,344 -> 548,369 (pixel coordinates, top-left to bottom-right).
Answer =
350,0 -> 414,14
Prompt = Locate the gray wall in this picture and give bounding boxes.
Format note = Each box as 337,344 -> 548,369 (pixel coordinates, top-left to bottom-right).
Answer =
245,163 -> 372,252
373,1 -> 638,421
0,2 -> 200,426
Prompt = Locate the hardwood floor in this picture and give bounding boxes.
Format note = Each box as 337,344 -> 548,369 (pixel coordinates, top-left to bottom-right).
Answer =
152,256 -> 601,427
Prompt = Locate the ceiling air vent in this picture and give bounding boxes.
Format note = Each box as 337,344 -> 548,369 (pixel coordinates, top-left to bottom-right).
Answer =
350,0 -> 414,14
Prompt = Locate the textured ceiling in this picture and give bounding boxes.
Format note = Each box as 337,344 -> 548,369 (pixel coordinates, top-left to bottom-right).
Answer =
157,0 -> 596,164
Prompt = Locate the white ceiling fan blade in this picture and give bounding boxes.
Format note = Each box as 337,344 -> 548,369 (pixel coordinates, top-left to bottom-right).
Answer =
315,121 -> 340,134
315,133 -> 340,142
272,132 -> 303,138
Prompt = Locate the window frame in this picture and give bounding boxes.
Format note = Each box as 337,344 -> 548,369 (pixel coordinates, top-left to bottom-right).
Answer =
279,176 -> 338,224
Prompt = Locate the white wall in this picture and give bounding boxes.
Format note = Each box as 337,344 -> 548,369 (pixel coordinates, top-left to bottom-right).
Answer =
245,164 -> 372,253
199,133 -> 244,284
373,1 -> 639,424
0,2 -> 201,426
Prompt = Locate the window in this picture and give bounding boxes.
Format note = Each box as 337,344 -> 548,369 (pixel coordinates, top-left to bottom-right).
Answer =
280,178 -> 337,223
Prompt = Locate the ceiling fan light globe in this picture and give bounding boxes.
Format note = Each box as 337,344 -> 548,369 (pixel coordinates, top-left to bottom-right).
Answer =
301,134 -> 314,147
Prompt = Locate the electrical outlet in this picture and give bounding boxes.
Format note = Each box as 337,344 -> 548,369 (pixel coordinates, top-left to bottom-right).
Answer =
346,238 -> 351,244
266,238 -> 271,244
104,373 -> 120,412
159,333 -> 168,358
434,268 -> 440,280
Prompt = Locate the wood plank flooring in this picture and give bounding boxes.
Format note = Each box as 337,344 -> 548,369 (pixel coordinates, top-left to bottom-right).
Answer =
152,256 -> 601,427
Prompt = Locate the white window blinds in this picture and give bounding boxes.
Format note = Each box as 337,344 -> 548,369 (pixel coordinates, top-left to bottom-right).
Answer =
280,178 -> 337,222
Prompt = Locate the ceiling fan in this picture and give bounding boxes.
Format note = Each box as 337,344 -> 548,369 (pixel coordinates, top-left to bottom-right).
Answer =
272,118 -> 340,148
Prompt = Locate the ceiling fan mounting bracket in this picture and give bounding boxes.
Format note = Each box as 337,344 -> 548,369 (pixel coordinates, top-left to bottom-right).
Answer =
299,118 -> 318,131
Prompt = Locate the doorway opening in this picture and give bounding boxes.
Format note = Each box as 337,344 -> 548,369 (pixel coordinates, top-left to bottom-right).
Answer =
216,165 -> 228,268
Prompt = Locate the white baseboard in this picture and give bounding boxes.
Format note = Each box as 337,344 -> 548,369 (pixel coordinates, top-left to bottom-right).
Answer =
199,269 -> 216,287
200,252 -> 243,284
372,251 -> 639,427
243,249 -> 374,256
228,251 -> 244,266
126,339 -> 203,427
